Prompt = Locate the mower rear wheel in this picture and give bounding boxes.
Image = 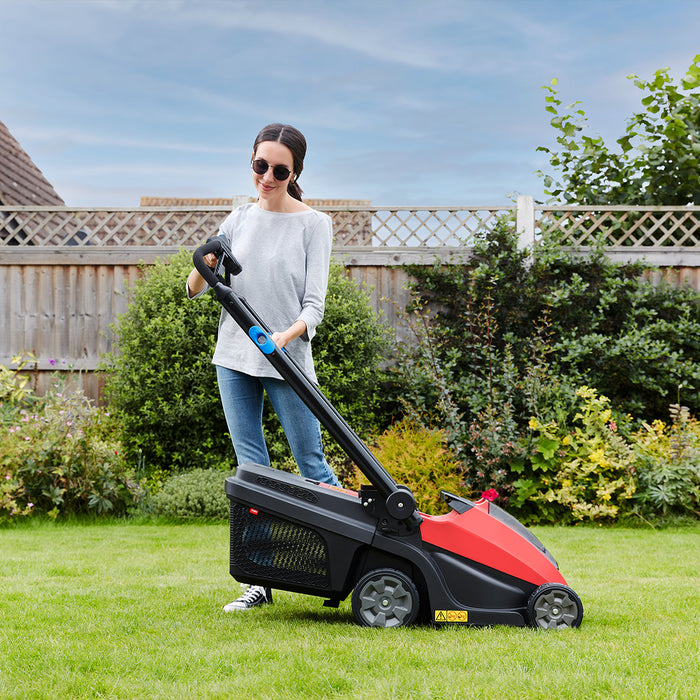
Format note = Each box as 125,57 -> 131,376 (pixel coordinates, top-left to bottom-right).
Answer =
527,583 -> 583,629
351,568 -> 420,628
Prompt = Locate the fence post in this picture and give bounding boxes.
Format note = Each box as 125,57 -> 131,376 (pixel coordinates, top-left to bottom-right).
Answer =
516,195 -> 535,253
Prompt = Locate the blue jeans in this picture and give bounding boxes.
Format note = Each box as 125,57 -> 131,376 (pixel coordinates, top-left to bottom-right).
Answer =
216,365 -> 340,486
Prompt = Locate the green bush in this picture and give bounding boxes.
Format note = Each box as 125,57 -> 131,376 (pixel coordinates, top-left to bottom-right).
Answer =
401,222 -> 698,469
151,468 -> 234,519
101,251 -> 396,475
346,418 -> 468,515
398,221 -> 700,522
1,370 -> 134,522
511,387 -> 636,524
0,351 -> 36,407
512,394 -> 700,524
630,404 -> 700,518
100,250 -> 232,474
404,219 -> 700,422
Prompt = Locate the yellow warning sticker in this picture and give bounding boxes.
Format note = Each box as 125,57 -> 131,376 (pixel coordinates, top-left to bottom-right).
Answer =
434,610 -> 469,623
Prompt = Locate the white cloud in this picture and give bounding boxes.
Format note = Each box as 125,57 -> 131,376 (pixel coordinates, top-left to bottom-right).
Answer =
12,125 -> 242,156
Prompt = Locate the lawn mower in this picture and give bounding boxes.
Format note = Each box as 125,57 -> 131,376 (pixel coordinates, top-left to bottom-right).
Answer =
193,239 -> 584,629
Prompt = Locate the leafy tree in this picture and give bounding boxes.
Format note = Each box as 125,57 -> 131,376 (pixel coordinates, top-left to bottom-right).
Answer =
537,55 -> 700,205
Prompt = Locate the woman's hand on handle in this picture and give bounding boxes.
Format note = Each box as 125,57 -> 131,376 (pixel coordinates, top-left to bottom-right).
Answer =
186,253 -> 217,298
271,320 -> 307,349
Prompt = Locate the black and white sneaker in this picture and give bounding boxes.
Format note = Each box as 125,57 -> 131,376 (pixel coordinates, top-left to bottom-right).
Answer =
223,585 -> 273,611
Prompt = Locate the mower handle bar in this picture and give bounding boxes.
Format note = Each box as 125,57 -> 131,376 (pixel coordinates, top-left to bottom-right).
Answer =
192,238 -> 422,530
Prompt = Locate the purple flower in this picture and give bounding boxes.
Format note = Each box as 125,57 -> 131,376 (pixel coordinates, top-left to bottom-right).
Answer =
48,358 -> 57,366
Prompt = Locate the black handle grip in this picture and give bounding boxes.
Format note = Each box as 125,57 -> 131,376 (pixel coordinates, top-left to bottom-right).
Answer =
193,238 -> 242,288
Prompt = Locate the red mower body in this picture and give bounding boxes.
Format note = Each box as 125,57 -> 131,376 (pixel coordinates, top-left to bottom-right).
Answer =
420,499 -> 567,588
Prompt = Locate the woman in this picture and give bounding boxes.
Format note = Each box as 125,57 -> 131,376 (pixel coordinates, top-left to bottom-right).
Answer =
187,123 -> 340,611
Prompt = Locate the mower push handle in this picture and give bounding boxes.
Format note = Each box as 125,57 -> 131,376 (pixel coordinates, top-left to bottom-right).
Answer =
191,240 -> 422,531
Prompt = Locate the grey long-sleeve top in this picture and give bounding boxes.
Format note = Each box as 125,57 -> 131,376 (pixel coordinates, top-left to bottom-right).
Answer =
194,203 -> 333,383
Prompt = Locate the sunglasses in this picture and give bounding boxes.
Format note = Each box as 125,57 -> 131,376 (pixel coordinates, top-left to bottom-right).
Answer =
251,158 -> 293,181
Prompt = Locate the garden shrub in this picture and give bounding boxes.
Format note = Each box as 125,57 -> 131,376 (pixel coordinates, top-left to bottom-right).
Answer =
630,404 -> 700,518
345,419 -> 467,515
151,468 -> 234,520
553,281 -> 700,417
511,387 -> 636,524
398,219 -> 700,521
100,250 -> 232,475
405,221 -> 700,422
101,251 -> 397,475
1,370 -> 134,522
393,294 -> 573,510
0,351 -> 36,408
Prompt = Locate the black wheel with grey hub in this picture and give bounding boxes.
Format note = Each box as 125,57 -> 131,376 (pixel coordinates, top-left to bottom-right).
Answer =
351,568 -> 420,628
527,582 -> 583,629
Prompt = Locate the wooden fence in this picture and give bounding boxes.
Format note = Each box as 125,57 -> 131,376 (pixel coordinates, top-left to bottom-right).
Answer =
2,198 -> 699,401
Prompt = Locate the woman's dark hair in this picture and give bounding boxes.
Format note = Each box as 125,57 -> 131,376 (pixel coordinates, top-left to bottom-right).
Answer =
253,123 -> 307,201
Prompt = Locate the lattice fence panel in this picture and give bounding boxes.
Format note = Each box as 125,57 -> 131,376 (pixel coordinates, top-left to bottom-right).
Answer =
5,205 -> 699,250
0,208 -> 229,247
536,207 -> 700,247
1,206 -> 516,248
371,207 -> 514,247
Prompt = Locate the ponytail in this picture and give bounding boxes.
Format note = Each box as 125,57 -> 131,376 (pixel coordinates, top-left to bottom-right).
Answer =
287,179 -> 303,202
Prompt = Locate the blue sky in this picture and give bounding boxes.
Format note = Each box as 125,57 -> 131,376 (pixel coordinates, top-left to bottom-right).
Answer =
1,0 -> 699,207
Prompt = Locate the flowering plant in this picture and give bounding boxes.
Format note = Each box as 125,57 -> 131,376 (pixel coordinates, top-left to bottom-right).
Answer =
0,470 -> 34,523
630,404 -> 700,517
511,386 -> 636,523
1,365 -> 134,520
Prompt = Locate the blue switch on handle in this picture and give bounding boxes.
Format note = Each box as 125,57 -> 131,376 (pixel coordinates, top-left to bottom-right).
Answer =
248,326 -> 277,355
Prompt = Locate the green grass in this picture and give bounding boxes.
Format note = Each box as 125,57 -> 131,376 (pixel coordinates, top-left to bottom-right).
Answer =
1,521 -> 698,699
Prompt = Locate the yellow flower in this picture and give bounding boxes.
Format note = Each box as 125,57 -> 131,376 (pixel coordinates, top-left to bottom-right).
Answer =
589,447 -> 609,469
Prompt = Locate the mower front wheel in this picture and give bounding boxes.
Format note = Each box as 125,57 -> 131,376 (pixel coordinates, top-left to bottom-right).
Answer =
351,568 -> 420,628
527,582 -> 583,629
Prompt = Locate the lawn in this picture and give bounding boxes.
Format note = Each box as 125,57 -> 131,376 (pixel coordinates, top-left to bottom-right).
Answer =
1,521 -> 698,699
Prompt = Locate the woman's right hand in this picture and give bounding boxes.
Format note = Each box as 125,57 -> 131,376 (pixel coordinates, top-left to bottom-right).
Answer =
203,252 -> 218,268
187,250 -> 219,298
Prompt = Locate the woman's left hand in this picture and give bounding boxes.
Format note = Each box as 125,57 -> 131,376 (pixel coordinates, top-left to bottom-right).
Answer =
271,320 -> 307,349
270,331 -> 288,349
